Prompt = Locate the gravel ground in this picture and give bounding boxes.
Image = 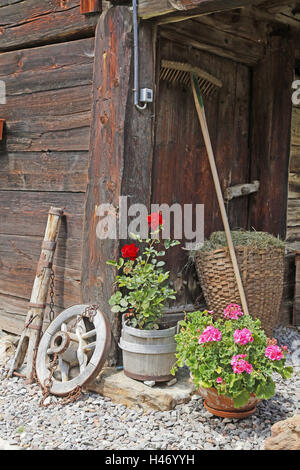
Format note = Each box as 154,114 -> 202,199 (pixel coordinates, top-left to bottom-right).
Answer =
0,325 -> 299,451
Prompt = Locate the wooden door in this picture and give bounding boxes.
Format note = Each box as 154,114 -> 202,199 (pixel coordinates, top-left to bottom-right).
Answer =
152,39 -> 251,306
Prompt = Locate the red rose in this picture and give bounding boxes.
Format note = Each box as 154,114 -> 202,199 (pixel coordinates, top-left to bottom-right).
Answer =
147,212 -> 163,230
121,243 -> 139,261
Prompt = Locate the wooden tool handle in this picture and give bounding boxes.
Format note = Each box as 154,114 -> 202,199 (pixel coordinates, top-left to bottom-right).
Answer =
191,75 -> 249,316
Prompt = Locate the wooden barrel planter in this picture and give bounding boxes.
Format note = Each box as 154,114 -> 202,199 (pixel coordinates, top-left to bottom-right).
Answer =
119,320 -> 177,382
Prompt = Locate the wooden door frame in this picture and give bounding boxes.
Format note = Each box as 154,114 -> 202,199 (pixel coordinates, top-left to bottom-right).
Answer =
81,6 -> 295,364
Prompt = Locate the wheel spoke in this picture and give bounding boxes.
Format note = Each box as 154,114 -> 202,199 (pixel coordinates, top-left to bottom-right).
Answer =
82,341 -> 96,351
81,329 -> 96,340
58,356 -> 69,382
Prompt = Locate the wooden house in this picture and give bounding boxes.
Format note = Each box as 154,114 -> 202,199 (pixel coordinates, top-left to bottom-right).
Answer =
0,0 -> 299,364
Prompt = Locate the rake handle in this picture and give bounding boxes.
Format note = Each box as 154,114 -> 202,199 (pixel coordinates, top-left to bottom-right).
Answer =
190,74 -> 249,316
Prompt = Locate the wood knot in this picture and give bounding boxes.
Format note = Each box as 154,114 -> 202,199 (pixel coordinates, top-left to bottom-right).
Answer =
106,180 -> 116,193
100,113 -> 109,125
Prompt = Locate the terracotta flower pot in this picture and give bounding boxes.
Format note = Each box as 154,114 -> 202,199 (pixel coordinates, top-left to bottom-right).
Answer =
198,386 -> 261,419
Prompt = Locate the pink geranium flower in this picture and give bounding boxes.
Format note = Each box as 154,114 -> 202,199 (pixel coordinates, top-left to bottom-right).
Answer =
224,303 -> 244,320
233,328 -> 254,345
198,325 -> 222,344
231,354 -> 253,374
216,377 -> 223,384
265,345 -> 283,361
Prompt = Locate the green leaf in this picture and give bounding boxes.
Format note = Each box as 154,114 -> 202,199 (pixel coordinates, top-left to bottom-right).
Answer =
156,261 -> 166,267
111,305 -> 121,313
281,366 -> 293,379
256,379 -> 275,400
106,260 -> 117,266
199,380 -> 212,388
233,391 -> 250,408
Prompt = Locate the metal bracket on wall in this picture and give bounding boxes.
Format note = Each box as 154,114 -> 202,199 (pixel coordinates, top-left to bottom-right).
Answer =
80,0 -> 101,14
224,180 -> 260,201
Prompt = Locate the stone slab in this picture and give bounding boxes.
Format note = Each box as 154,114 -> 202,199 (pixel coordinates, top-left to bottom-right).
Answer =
87,367 -> 195,411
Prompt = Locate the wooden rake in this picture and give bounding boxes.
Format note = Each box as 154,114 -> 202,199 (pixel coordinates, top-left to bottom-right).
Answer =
160,60 -> 249,316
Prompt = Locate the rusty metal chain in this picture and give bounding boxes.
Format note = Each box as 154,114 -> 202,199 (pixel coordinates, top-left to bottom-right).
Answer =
38,304 -> 100,407
48,269 -> 55,323
39,352 -> 58,407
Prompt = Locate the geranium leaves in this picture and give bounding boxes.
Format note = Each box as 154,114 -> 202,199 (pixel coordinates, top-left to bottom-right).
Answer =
233,391 -> 251,408
107,229 -> 180,329
255,378 -> 275,400
172,309 -> 293,407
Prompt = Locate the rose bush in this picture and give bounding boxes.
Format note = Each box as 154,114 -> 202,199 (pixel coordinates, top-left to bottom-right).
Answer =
107,213 -> 180,330
171,305 -> 293,408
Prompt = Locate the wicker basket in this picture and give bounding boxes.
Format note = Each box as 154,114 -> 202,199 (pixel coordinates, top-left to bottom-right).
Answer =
194,245 -> 285,337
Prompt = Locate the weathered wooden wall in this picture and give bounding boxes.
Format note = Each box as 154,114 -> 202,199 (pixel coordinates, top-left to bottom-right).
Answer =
287,93 -> 300,250
280,76 -> 300,326
0,2 -> 299,340
0,3 -> 97,334
0,0 -> 98,51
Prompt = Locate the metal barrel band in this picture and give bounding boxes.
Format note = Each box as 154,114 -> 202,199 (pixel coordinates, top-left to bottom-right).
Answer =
119,338 -> 177,355
29,303 -> 46,309
48,208 -> 64,216
41,241 -> 57,251
26,324 -> 43,331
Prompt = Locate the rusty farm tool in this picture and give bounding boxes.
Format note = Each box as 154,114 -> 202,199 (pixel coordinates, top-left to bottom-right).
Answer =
8,207 -> 64,383
36,304 -> 111,403
160,60 -> 249,316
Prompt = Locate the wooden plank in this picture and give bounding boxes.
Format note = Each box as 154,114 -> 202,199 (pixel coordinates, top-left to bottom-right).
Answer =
291,108 -> 300,146
0,38 -> 94,152
287,199 -> 300,227
288,172 -> 300,199
2,113 -> 91,153
0,0 -> 99,52
0,37 -> 95,85
286,226 -> 300,247
192,8 -> 269,44
293,253 -> 300,326
0,261 -> 82,309
80,0 -> 101,14
160,18 -> 265,65
81,6 -> 134,365
0,295 -> 53,335
0,191 -> 84,240
81,9 -> 156,365
248,35 -> 295,239
0,234 -> 83,272
138,0 -> 259,20
290,149 -> 300,173
0,151 -> 88,192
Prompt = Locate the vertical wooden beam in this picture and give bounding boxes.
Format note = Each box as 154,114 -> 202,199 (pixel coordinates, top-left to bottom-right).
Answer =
248,35 -> 295,239
80,0 -> 101,14
81,7 -> 156,365
293,251 -> 300,326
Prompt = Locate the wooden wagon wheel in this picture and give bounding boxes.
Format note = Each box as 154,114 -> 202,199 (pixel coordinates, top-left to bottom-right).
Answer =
36,304 -> 111,396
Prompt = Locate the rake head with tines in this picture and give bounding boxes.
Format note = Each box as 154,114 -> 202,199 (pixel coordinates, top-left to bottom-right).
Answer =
160,60 -> 222,98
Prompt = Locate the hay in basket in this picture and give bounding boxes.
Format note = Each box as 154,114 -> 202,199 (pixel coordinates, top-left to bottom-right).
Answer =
192,231 -> 285,337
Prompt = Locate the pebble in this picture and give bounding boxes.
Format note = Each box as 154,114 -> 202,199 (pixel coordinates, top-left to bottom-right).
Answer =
0,325 -> 298,450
